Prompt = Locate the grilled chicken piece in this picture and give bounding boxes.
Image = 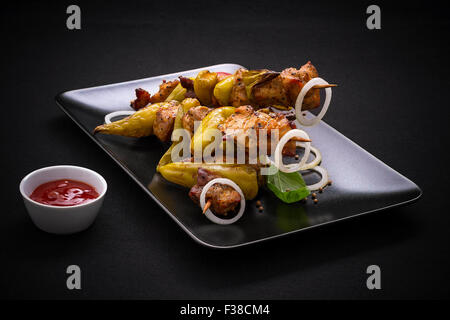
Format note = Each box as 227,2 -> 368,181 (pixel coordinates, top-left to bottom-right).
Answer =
219,105 -> 306,156
298,62 -> 320,110
182,105 -> 212,134
253,61 -> 320,110
153,103 -> 179,142
282,61 -> 320,109
130,79 -> 180,111
252,74 -> 286,107
150,79 -> 180,104
189,168 -> 241,216
130,88 -> 152,111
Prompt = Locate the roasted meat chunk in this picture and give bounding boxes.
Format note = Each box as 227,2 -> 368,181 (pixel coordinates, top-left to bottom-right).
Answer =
252,61 -> 320,110
182,105 -> 212,134
219,105 -> 308,156
129,79 -> 180,111
189,168 -> 241,216
229,68 -> 251,107
153,102 -> 179,142
179,76 -> 196,99
252,73 -> 287,107
149,79 -> 179,104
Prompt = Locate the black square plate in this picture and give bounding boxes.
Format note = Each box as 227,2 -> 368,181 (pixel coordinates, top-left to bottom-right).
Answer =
56,64 -> 422,249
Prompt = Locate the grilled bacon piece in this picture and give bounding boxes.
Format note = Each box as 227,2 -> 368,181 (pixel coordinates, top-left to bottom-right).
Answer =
189,168 -> 241,216
150,79 -> 180,104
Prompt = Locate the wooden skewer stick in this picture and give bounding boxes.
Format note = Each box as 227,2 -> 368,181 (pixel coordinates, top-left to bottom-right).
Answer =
312,84 -> 338,89
291,137 -> 311,142
203,200 -> 212,214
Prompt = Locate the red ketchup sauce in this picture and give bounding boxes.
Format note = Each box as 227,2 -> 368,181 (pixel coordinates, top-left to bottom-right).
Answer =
30,179 -> 99,206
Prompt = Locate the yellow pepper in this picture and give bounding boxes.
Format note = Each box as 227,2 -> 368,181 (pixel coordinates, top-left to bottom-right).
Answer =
165,83 -> 186,102
158,162 -> 259,200
93,102 -> 174,137
164,77 -> 196,102
194,70 -> 218,105
190,106 -> 235,155
213,75 -> 234,106
180,97 -> 200,113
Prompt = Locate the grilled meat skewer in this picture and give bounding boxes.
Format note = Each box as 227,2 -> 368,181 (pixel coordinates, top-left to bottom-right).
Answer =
132,61 -> 332,111
94,99 -> 211,141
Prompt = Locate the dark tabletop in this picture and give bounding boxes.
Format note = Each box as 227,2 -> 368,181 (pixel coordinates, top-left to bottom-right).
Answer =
1,0 -> 449,299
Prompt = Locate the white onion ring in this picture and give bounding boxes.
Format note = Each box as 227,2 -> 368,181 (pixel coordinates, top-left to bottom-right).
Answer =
104,111 -> 135,124
299,144 -> 322,170
274,129 -> 311,173
295,77 -> 332,127
200,178 -> 246,225
303,165 -> 329,191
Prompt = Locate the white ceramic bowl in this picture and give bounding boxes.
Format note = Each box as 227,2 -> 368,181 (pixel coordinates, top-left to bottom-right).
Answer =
19,165 -> 107,234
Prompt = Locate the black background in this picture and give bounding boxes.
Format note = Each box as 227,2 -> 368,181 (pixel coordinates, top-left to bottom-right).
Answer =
1,0 -> 449,299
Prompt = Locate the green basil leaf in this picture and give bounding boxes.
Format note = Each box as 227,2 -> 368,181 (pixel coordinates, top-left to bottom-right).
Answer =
266,165 -> 310,203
